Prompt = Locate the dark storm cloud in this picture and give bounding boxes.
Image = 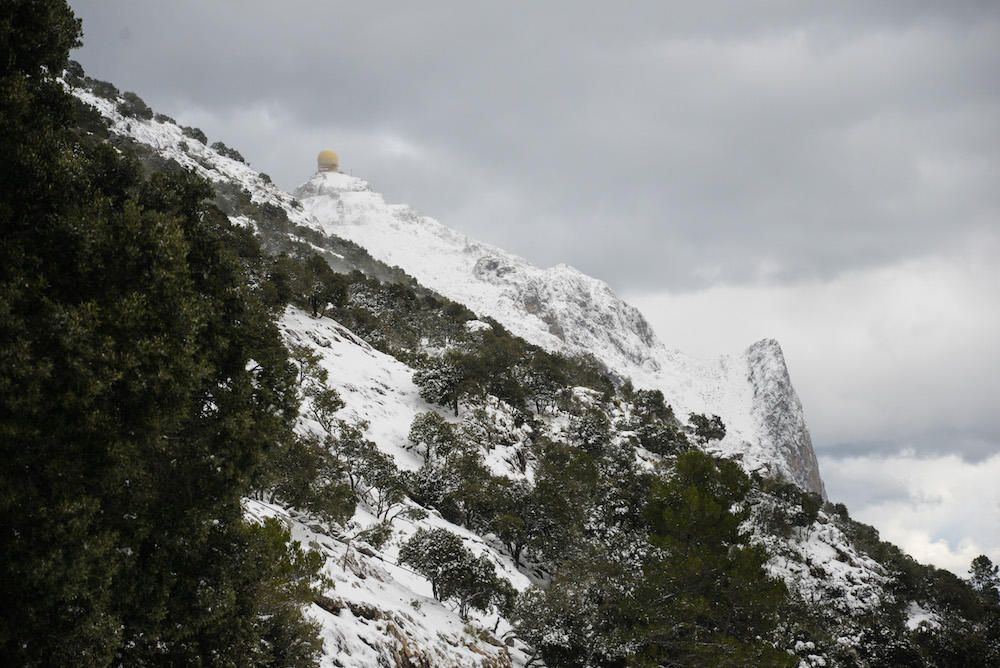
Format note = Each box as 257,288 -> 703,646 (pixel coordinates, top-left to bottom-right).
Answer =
69,0 -> 1000,292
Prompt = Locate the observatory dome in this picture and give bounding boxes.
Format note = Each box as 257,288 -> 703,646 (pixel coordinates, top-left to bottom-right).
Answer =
317,149 -> 339,172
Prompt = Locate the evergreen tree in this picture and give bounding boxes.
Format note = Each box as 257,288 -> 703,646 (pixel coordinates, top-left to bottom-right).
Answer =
0,3 -> 323,663
514,552 -> 636,667
399,528 -> 510,620
688,412 -> 727,445
568,406 -> 612,458
526,439 -> 599,566
628,451 -> 791,667
413,354 -> 466,414
486,478 -> 534,565
407,410 -> 458,463
970,555 -> 1000,602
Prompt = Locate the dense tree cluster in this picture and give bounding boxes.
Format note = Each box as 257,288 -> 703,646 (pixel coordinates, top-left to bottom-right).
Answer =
515,451 -> 792,667
399,528 -> 514,620
0,3 -> 326,663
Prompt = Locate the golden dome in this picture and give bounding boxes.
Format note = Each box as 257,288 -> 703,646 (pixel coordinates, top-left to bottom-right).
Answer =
317,149 -> 339,172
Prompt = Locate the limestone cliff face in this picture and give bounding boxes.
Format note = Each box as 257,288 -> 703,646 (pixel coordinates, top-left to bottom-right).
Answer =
746,339 -> 826,499
295,171 -> 827,498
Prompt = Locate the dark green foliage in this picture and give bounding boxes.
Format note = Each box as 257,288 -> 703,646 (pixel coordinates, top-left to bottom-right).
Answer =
399,528 -> 511,619
635,419 -> 689,456
182,124 -> 208,144
568,406 -> 612,457
486,478 -> 534,565
633,388 -> 674,424
825,510 -> 1000,664
970,555 -> 1000,603
514,451 -> 791,667
755,477 -> 822,538
514,563 -> 621,666
87,77 -> 119,100
625,387 -> 689,456
153,111 -> 175,124
0,0 -> 80,80
828,501 -> 850,520
64,57 -> 85,80
117,90 -> 152,119
523,351 -> 567,412
266,432 -> 356,526
0,5 -> 323,663
526,439 -> 599,566
688,412 -> 726,444
264,253 -> 348,317
123,517 -> 325,666
628,451 -> 790,666
407,411 -> 459,463
414,354 -> 467,414
212,140 -> 247,163
356,521 -> 394,550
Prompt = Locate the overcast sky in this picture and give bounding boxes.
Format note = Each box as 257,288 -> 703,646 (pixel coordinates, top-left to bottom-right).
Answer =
69,0 -> 999,574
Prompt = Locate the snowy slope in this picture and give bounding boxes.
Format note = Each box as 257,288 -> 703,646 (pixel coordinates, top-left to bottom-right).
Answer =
277,307 -> 884,667
278,308 -> 535,666
71,88 -> 312,230
295,171 -> 826,498
65,84 -> 912,665
67,81 -> 825,497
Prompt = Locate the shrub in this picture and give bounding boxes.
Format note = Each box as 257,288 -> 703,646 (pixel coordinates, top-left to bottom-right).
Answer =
182,125 -> 208,144
357,522 -> 393,550
117,91 -> 152,120
65,58 -> 84,79
689,412 -> 726,444
87,77 -> 119,100
399,528 -> 510,619
211,140 -> 246,164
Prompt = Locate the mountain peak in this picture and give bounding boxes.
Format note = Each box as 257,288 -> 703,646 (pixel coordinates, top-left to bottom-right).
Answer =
294,172 -> 827,498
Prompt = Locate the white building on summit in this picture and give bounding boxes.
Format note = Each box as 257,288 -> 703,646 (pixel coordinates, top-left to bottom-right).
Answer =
317,149 -> 339,172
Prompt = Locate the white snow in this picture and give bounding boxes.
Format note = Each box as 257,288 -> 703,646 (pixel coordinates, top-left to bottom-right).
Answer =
905,601 -> 942,631
270,308 -> 537,665
756,511 -> 889,617
295,171 -> 825,497
69,85 -> 857,665
244,498 -> 524,667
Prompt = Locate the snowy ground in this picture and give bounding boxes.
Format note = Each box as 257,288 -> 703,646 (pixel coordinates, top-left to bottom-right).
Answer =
295,171 -> 825,497
272,308 -> 538,666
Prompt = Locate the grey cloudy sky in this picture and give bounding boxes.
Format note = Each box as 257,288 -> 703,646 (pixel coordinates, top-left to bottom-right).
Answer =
69,0 -> 999,573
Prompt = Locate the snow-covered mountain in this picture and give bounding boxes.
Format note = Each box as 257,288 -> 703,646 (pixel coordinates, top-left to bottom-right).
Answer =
68,77 -> 824,498
295,171 -> 826,498
62,77 -> 994,667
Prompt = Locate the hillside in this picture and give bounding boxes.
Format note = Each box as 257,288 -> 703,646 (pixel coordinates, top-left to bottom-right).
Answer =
296,171 -> 825,498
16,58 -> 996,667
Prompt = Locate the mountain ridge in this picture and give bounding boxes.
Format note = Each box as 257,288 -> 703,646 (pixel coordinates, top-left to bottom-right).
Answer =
49,70 -> 1000,667
295,170 -> 826,498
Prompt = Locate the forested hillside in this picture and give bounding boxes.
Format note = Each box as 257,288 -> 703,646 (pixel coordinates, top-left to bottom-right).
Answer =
2,3 -> 998,666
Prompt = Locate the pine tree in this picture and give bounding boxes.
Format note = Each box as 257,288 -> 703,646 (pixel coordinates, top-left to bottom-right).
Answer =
0,3 -> 324,663
629,451 -> 791,667
970,555 -> 1000,603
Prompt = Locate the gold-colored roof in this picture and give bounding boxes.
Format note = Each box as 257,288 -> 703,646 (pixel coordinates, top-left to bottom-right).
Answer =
317,149 -> 339,170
